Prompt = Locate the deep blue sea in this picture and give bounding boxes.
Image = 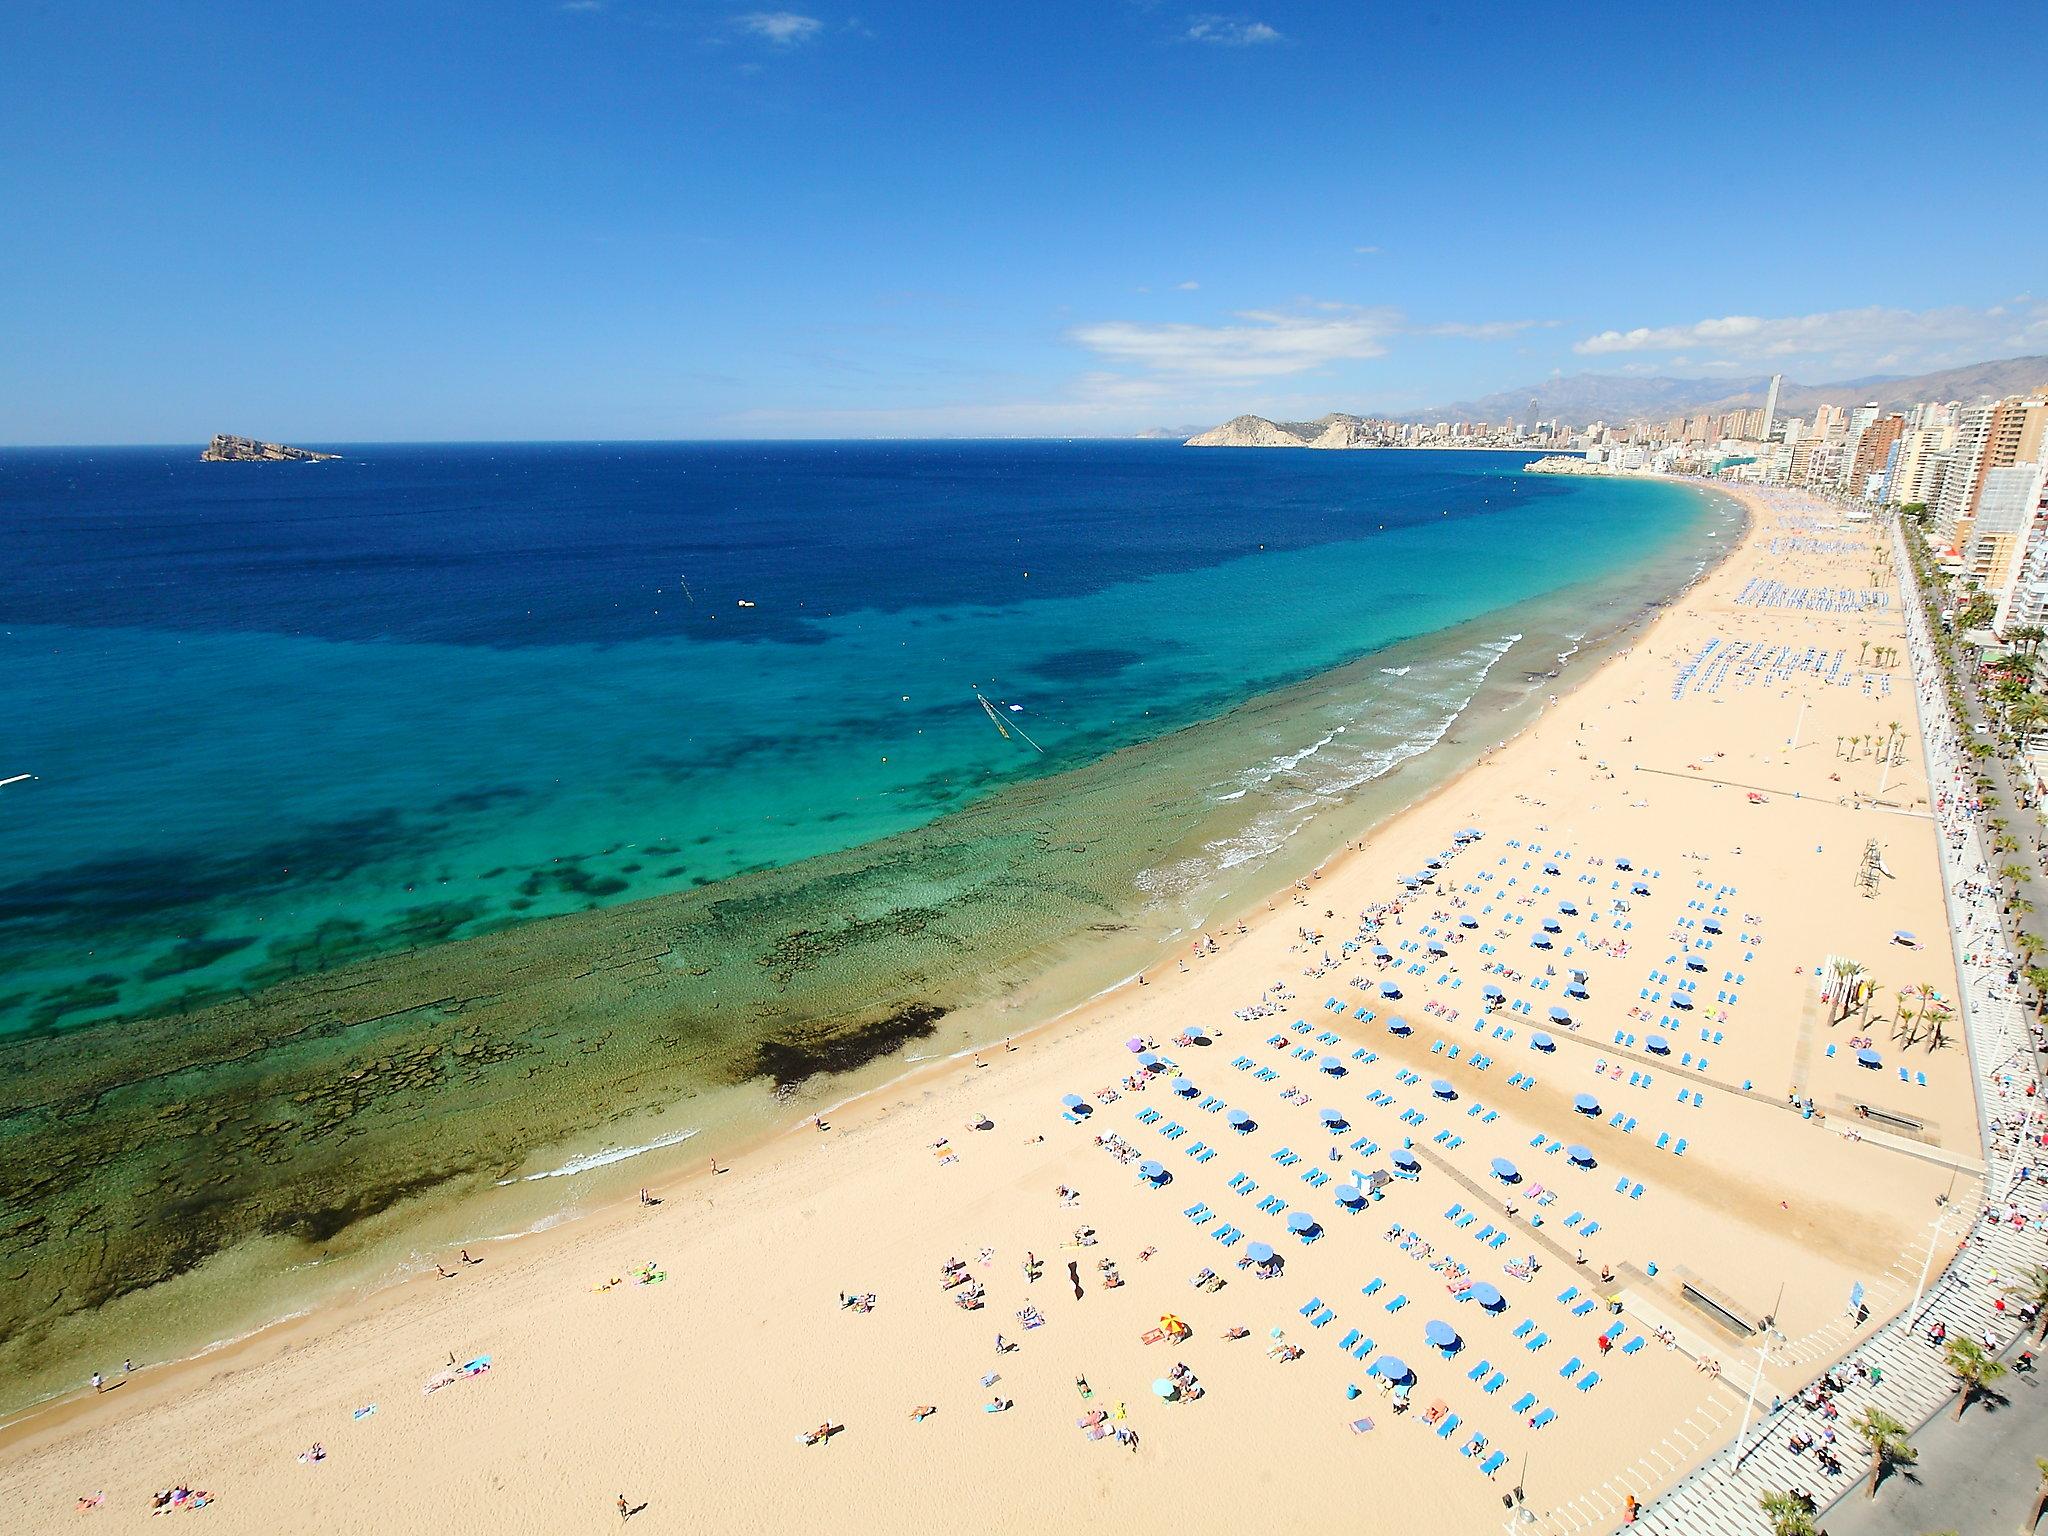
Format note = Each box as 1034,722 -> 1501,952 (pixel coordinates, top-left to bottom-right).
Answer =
0,441 -> 1717,1034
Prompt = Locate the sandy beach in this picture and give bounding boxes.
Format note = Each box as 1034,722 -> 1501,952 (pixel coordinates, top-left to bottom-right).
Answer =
1,481 -> 1977,1533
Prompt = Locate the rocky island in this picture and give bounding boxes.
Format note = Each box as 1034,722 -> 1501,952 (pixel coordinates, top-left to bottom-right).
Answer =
201,433 -> 340,462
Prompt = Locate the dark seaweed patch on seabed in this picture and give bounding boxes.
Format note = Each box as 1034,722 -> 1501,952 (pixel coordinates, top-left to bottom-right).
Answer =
0,809 -> 416,930
1026,646 -> 1146,682
750,1002 -> 945,1091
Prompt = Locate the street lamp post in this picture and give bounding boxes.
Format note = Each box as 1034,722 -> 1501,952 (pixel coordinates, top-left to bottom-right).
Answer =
1723,1284 -> 1785,1477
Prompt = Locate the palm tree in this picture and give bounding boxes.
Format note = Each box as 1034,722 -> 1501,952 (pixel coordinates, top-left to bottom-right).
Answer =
1757,1490 -> 1818,1535
2028,1456 -> 2048,1536
2003,1265 -> 2048,1341
1941,1334 -> 2007,1418
1851,1404 -> 1916,1498
1860,640 -> 1870,665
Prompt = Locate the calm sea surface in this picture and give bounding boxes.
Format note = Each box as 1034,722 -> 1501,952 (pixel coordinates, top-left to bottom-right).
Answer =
0,441 -> 1735,1412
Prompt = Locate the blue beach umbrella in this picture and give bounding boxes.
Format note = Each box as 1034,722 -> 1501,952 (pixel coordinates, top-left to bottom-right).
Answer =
1170,1076 -> 1198,1097
1185,1025 -> 1211,1043
1460,915 -> 1479,929
1470,1283 -> 1505,1311
1320,1107 -> 1348,1128
1703,920 -> 1722,935
1456,827 -> 1482,842
1531,1032 -> 1556,1052
1426,857 -> 1444,870
1548,1006 -> 1570,1023
1137,1052 -> 1163,1070
1371,1356 -> 1412,1383
1490,1157 -> 1519,1183
1060,1093 -> 1089,1111
1559,901 -> 1579,916
1245,1242 -> 1275,1264
1566,984 -> 1589,1000
1670,994 -> 1694,1011
1287,1211 -> 1318,1235
1424,1320 -> 1459,1351
1685,956 -> 1707,972
1482,984 -> 1506,1002
1531,935 -> 1553,950
1401,877 -> 1420,890
1380,981 -> 1402,999
1543,863 -> 1560,876
1334,1184 -> 1366,1207
1856,1048 -> 1882,1068
1391,1149 -> 1421,1171
1373,944 -> 1392,960
1138,1160 -> 1168,1183
1152,1378 -> 1178,1400
1645,1035 -> 1670,1055
1632,882 -> 1652,897
1431,1079 -> 1455,1099
1320,1055 -> 1343,1075
1615,857 -> 1632,870
1428,938 -> 1448,955
1572,1093 -> 1600,1116
1541,918 -> 1562,934
1416,870 -> 1436,883
1227,1108 -> 1254,1131
1385,1016 -> 1412,1035
1566,1144 -> 1594,1166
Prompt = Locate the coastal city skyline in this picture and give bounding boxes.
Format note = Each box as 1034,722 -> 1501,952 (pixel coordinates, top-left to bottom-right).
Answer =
5,1 -> 2046,443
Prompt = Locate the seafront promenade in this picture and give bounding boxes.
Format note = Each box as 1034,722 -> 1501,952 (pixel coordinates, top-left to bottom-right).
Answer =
1623,509 -> 2048,1536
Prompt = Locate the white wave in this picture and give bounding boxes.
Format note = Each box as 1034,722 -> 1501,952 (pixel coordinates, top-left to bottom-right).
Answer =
1192,631 -> 1523,876
522,1126 -> 700,1181
1379,665 -> 1411,676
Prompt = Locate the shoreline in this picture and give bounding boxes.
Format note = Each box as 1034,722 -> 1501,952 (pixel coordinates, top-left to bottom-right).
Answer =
0,479 -> 1743,1449
4,477 -> 1974,1535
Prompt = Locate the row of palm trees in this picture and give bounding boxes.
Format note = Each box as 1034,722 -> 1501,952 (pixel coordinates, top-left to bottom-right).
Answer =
1856,641 -> 1904,669
1834,721 -> 1907,763
1823,957 -> 1953,1050
1753,1264 -> 2048,1530
1901,525 -> 2048,1016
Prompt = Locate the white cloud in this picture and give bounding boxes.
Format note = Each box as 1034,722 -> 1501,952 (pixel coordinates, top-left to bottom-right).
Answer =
1353,245 -> 1381,255
1418,319 -> 1551,341
1575,302 -> 2048,376
1070,306 -> 1398,380
1175,280 -> 1200,291
738,11 -> 823,44
1186,16 -> 1283,44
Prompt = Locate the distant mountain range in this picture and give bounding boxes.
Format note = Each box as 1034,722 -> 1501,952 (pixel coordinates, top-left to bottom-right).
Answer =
1174,354 -> 2048,441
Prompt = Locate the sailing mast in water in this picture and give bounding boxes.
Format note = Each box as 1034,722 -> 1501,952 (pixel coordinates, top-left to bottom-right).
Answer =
976,692 -> 1044,753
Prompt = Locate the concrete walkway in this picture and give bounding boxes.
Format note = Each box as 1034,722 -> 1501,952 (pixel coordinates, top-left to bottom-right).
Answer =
1820,1359 -> 2045,1536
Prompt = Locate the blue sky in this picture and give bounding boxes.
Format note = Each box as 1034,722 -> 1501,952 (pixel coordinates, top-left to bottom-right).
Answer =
5,0 -> 2045,442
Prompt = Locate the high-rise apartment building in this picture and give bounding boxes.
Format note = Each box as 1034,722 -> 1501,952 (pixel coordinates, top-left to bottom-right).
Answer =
1849,414 -> 1905,499
1936,398 -> 2048,550
1964,461 -> 2047,593
1760,373 -> 1782,441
